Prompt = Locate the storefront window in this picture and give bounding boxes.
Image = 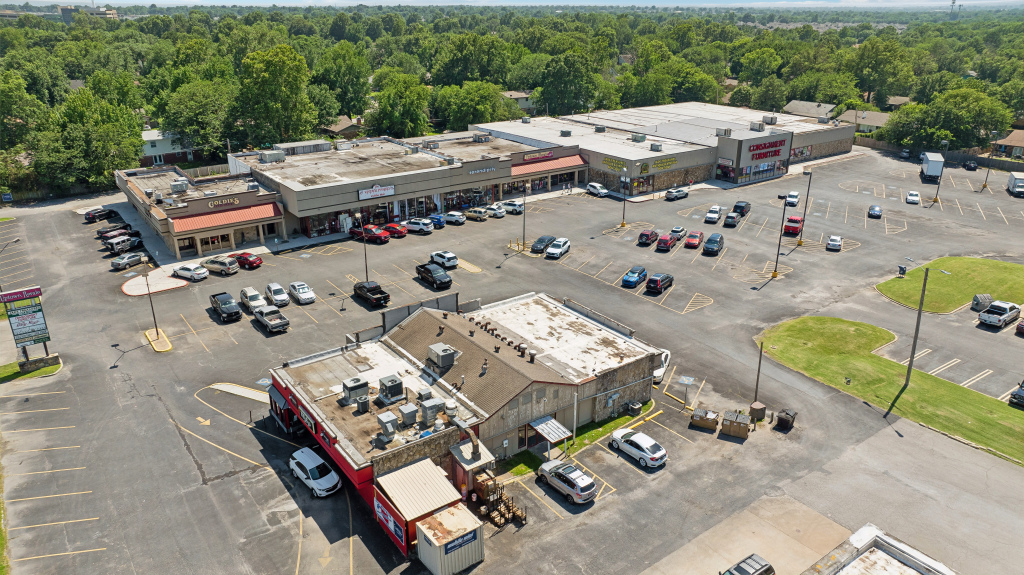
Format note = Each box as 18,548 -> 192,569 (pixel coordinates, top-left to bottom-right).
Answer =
300,212 -> 345,237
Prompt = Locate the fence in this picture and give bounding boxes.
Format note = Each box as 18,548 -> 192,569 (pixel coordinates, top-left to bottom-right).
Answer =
562,297 -> 635,337
854,137 -> 1024,172
182,164 -> 230,178
346,325 -> 384,345
381,293 -> 460,332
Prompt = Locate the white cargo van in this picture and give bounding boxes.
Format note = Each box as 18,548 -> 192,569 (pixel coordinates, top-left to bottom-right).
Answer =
1007,172 -> 1024,197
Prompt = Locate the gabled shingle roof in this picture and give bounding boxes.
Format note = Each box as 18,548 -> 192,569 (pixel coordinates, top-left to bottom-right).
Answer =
782,100 -> 836,118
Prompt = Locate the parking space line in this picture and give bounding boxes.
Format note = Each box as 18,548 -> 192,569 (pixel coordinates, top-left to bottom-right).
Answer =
392,264 -> 413,278
594,260 -> 613,280
997,206 -> 1009,225
297,306 -> 319,324
7,467 -> 85,476
1,391 -> 65,398
960,370 -> 992,388
955,198 -> 963,215
14,548 -> 106,562
172,421 -> 266,467
9,517 -> 99,531
648,418 -> 694,444
658,285 -> 674,305
844,205 -> 849,223
5,426 -> 75,433
575,255 -> 595,270
711,248 -> 728,271
976,203 -> 986,220
180,314 -> 209,353
755,217 -> 769,237
0,260 -> 30,273
0,407 -> 69,415
690,250 -> 701,264
516,479 -> 564,519
596,442 -> 646,476
7,491 -> 92,503
998,386 -> 1020,402
928,359 -> 961,376
825,202 -> 830,219
15,446 -> 80,453
966,179 -> 974,191
899,349 -> 932,365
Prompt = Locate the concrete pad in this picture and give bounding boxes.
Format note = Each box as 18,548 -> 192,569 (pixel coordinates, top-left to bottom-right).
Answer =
210,383 -> 269,404
641,495 -> 850,575
145,328 -> 172,352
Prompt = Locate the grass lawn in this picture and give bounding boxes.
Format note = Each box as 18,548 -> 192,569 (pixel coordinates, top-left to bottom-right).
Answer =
759,317 -> 1023,463
0,217 -> 12,222
0,360 -> 61,384
876,257 -> 1023,313
494,450 -> 545,477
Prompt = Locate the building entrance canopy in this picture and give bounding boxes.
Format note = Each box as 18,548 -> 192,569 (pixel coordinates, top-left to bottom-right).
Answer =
529,415 -> 572,444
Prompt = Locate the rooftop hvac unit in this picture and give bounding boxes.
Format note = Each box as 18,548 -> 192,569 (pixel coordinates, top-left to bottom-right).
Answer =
763,115 -> 778,125
472,133 -> 492,143
595,126 -> 606,132
337,142 -> 352,151
715,128 -> 732,137
521,117 -> 531,123
246,182 -> 259,192
417,388 -> 432,402
342,377 -> 369,402
631,133 -> 646,142
650,143 -> 662,152
817,116 -> 829,124
153,192 -> 163,203
377,411 -> 398,440
144,188 -> 154,197
379,375 -> 404,402
421,398 -> 445,426
445,158 -> 456,165
560,130 -> 572,137
203,190 -> 217,197
428,343 -> 457,369
749,121 -> 765,132
355,395 -> 369,414
170,181 -> 189,193
422,141 -> 439,150
398,403 -> 419,427
258,150 -> 286,163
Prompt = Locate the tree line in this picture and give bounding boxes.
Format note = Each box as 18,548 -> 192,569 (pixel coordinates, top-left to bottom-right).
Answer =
1,6 -> 1021,195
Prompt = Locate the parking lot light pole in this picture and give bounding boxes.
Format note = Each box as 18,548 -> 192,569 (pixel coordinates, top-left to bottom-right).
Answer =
356,213 -> 369,282
933,140 -> 950,202
0,238 -> 21,291
620,167 -> 628,227
522,188 -> 527,251
772,202 -> 788,278
797,169 -> 812,246
888,268 -> 951,417
981,131 -> 999,191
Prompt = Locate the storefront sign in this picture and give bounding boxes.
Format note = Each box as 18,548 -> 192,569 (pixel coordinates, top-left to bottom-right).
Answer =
298,405 -> 315,432
791,146 -> 812,159
751,149 -> 783,160
652,157 -> 677,170
0,286 -> 51,348
602,157 -> 626,172
208,197 -> 240,208
375,499 -> 405,543
359,184 -> 395,200
468,167 -> 496,175
748,139 -> 787,153
748,139 -> 788,161
523,151 -> 553,162
718,158 -> 734,166
639,163 -> 649,174
444,529 -> 478,555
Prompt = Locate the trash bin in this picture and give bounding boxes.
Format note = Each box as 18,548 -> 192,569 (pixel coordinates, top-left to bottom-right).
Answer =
627,401 -> 642,416
721,411 -> 750,439
690,408 -> 720,431
776,409 -> 797,430
971,294 -> 993,312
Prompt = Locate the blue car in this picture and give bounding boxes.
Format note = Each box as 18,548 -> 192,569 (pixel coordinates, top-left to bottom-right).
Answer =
427,214 -> 447,228
622,265 -> 647,288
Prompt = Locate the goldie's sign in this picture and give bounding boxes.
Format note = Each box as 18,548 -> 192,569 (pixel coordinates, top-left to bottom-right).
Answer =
208,197 -> 240,208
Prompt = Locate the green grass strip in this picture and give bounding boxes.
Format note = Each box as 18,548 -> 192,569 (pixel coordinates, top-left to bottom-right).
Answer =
876,257 -> 1023,313
759,316 -> 1023,462
0,361 -> 61,385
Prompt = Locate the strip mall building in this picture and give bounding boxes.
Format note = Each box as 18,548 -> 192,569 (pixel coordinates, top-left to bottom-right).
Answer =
117,102 -> 853,260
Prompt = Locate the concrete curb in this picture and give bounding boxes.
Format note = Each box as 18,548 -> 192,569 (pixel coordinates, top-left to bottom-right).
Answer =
38,357 -> 64,378
146,328 -> 172,352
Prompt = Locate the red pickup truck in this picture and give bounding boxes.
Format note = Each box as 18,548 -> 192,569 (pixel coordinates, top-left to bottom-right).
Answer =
349,225 -> 390,244
784,216 -> 804,234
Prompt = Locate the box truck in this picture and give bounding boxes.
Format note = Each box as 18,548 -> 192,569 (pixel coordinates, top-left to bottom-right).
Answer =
920,153 -> 944,181
1008,172 -> 1024,197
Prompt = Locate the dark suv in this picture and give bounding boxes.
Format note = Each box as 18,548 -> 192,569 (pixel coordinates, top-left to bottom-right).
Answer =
703,233 -> 725,255
722,554 -> 774,575
646,273 -> 674,294
638,230 -> 658,245
732,201 -> 751,216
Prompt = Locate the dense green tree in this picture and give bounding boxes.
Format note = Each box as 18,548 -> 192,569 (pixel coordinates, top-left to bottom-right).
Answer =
878,89 -> 1011,150
847,36 -> 914,104
0,71 -> 46,149
430,81 -> 522,131
752,76 -> 787,112
535,52 -> 595,115
312,41 -> 371,118
729,85 -> 753,107
739,48 -> 782,84
307,84 -> 341,130
507,53 -> 551,91
365,73 -> 429,138
233,45 -> 315,144
162,79 -> 236,153
995,79 -> 1024,121
430,34 -> 510,87
86,70 -> 145,110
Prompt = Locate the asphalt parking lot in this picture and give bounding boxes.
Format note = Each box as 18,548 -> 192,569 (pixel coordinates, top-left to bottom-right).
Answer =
1,147 -> 1020,575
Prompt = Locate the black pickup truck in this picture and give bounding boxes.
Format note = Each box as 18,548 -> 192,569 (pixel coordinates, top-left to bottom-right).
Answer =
353,281 -> 390,307
415,263 -> 452,289
210,292 -> 242,322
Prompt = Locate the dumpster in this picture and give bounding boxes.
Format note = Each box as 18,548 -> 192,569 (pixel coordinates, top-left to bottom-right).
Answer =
776,409 -> 798,431
971,294 -> 993,312
690,408 -> 720,431
721,411 -> 750,439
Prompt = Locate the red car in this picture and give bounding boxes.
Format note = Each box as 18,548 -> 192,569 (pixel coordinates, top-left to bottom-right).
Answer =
684,231 -> 704,248
230,252 -> 263,270
383,223 -> 408,238
656,234 -> 677,251
638,230 -> 658,245
349,225 -> 390,244
1016,320 -> 1024,336
784,216 -> 804,234
101,229 -> 141,241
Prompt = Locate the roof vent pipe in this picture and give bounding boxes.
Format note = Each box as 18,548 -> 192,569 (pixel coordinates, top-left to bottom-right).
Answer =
468,428 -> 481,460
520,346 -> 526,357
442,312 -> 448,319
529,350 -> 537,363
481,360 -> 488,375
494,345 -> 501,353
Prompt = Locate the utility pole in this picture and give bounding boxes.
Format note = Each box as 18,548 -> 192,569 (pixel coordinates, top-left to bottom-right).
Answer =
772,202 -> 788,278
226,138 -> 231,155
797,169 -> 812,246
753,341 -> 764,403
933,140 -> 949,203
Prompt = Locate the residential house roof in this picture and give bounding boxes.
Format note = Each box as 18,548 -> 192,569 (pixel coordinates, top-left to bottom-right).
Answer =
886,96 -> 911,107
994,130 -> 1024,148
323,115 -> 360,135
837,109 -> 891,127
782,100 -> 836,118
502,90 -> 532,100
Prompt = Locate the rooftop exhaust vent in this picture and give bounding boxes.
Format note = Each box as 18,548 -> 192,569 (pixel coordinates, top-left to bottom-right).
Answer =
631,133 -> 646,142
763,115 -> 778,125
650,143 -> 662,152
715,128 -> 732,137
595,126 -> 606,133
560,130 -> 572,137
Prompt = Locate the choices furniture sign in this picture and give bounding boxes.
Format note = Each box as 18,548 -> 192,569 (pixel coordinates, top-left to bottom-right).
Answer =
0,286 -> 51,348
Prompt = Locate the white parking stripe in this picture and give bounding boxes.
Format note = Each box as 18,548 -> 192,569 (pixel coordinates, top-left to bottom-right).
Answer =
927,359 -> 961,375
960,370 -> 993,388
899,348 -> 931,365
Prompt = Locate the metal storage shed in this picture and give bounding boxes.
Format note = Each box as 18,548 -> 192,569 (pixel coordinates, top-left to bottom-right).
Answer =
417,504 -> 485,575
374,458 -> 462,555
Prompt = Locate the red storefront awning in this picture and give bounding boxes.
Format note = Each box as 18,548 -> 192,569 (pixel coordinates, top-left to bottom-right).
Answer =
511,155 -> 585,177
171,203 -> 282,233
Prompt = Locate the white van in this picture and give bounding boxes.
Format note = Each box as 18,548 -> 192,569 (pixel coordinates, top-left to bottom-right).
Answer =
786,191 -> 800,206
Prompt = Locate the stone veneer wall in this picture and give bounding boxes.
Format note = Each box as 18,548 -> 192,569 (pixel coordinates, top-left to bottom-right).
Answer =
651,164 -> 715,191
371,424 -> 460,477
793,138 -> 854,163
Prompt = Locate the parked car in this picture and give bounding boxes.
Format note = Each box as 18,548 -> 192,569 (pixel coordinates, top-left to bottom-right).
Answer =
416,263 -> 452,289
202,256 -> 239,276
621,265 -> 647,288
172,263 -> 208,281
209,292 -> 242,323
265,282 -> 289,306
610,429 -> 667,468
501,199 -> 525,214
919,152 -> 927,161
403,218 -> 434,233
638,230 -> 658,245
288,282 -> 316,304
1017,320 -> 1024,337
978,302 -> 1021,327
427,214 -> 447,228
531,235 -> 556,253
705,205 -> 723,223
868,205 -> 883,218
107,236 -> 143,253
703,233 -> 725,255
354,281 -> 390,307
229,252 -> 263,270
723,212 -> 740,227
537,461 -> 596,504
382,223 -> 408,238
670,226 -> 686,237
239,287 -> 267,312
656,234 -> 677,251
1008,380 -> 1024,407
444,211 -> 466,225
963,160 -> 978,170
646,273 -> 673,294
784,216 -> 804,234
684,230 -> 704,248
484,205 -> 506,218
85,208 -> 117,222
732,201 -> 751,216
96,222 -> 131,237
722,554 -> 775,575
786,191 -> 800,206
430,250 -> 459,268
664,187 -> 688,200
826,235 -> 843,251
653,349 -> 670,383
110,252 -> 144,270
464,208 -> 489,221
586,183 -> 609,197
101,228 -> 141,241
546,238 -> 571,258
289,447 -> 341,497
906,191 -> 920,204
900,149 -> 911,158
349,225 -> 390,243
255,306 -> 290,333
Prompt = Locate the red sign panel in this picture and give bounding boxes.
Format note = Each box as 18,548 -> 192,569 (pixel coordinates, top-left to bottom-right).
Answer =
0,287 -> 42,303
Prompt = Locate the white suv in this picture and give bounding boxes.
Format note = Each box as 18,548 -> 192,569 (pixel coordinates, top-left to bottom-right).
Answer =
289,448 -> 341,498
704,206 -> 722,223
538,461 -> 596,504
587,183 -> 608,197
430,250 -> 459,268
484,204 -> 506,218
402,218 -> 434,233
501,199 -> 525,214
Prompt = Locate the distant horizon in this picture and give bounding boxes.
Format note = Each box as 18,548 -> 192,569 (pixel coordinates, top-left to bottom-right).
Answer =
7,0 -> 1022,9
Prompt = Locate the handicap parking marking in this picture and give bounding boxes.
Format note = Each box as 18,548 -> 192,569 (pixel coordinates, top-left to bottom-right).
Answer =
299,254 -> 312,258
